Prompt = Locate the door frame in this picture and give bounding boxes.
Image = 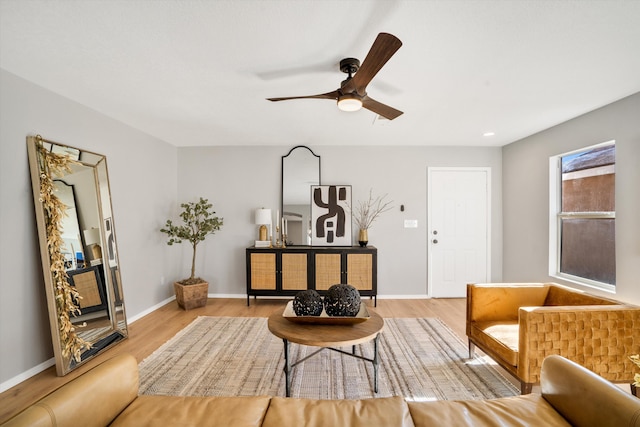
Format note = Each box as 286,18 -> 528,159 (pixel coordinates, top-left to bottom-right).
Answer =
427,167 -> 492,297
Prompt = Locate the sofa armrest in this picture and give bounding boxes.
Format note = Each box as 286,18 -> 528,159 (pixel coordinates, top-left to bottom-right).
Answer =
466,283 -> 551,323
518,305 -> 640,384
540,355 -> 640,427
2,354 -> 139,427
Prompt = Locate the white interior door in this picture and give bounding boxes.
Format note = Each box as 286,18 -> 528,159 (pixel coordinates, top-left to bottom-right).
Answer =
428,168 -> 490,297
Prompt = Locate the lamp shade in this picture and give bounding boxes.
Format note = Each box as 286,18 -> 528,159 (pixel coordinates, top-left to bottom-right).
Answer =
255,208 -> 272,225
83,228 -> 101,245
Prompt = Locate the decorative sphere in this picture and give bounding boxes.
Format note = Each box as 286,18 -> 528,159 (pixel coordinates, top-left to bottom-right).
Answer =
293,290 -> 324,316
324,284 -> 361,317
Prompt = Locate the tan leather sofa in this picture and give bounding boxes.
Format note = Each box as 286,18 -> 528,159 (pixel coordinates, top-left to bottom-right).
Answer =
3,352 -> 639,426
467,282 -> 640,393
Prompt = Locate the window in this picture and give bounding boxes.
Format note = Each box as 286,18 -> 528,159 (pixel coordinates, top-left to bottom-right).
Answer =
549,142 -> 615,290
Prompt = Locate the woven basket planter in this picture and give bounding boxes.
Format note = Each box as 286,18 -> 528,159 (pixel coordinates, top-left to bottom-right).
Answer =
174,281 -> 208,310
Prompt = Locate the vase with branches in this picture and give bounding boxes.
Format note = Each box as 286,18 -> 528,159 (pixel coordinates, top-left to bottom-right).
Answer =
349,189 -> 393,247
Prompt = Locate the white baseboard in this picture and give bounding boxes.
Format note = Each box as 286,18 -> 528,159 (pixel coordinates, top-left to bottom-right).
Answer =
0,357 -> 55,393
208,293 -> 248,299
128,296 -> 176,323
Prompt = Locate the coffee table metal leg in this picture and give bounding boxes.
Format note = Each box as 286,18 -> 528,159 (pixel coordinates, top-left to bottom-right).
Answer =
373,334 -> 380,393
283,339 -> 291,397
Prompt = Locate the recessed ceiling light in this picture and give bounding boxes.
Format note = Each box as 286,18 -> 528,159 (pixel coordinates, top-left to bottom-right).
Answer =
483,132 -> 495,137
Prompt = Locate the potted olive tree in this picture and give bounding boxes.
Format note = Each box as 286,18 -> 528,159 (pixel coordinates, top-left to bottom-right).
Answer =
161,197 -> 223,310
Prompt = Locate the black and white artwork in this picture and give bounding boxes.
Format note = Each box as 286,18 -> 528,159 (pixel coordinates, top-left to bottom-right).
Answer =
104,217 -> 118,267
311,185 -> 352,246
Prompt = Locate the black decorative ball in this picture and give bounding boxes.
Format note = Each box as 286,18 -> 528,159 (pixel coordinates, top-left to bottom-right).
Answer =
293,290 -> 324,316
324,284 -> 361,317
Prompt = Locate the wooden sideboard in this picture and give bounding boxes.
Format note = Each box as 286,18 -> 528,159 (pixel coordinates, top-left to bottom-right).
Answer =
246,246 -> 377,306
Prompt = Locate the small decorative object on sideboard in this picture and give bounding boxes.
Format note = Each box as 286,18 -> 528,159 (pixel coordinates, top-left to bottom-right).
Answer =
348,189 -> 393,247
630,354 -> 640,397
160,197 -> 223,310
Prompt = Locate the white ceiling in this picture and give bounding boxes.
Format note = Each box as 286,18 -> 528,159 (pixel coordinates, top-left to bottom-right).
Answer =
1,0 -> 639,148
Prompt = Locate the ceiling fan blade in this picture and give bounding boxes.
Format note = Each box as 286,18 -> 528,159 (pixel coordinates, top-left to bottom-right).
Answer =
343,33 -> 402,95
362,96 -> 403,120
267,90 -> 339,102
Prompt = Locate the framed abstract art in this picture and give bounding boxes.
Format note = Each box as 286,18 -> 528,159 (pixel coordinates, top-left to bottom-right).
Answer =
311,185 -> 352,246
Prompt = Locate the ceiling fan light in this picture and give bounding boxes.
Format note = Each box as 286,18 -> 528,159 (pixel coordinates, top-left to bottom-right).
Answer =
337,95 -> 363,112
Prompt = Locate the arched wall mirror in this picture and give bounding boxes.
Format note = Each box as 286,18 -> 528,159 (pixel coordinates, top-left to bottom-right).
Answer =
281,146 -> 321,246
27,135 -> 128,376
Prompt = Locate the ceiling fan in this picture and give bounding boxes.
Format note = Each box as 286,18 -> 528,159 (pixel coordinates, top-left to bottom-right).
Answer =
267,32 -> 403,120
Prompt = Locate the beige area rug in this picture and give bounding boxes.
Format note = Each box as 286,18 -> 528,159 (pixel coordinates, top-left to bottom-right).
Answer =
138,316 -> 518,401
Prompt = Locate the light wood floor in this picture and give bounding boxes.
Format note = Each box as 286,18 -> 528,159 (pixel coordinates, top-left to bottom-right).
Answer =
0,297 -> 466,423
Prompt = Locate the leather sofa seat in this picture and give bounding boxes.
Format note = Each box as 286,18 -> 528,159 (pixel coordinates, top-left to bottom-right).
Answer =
110,395 -> 271,427
262,396 -> 414,427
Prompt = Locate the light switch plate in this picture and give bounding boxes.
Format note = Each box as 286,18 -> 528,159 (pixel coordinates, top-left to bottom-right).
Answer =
404,219 -> 418,228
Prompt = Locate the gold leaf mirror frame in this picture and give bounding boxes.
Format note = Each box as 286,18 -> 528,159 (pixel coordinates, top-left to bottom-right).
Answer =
27,135 -> 128,375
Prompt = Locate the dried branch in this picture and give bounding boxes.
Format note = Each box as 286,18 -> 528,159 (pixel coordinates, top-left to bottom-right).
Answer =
347,189 -> 393,230
36,136 -> 91,362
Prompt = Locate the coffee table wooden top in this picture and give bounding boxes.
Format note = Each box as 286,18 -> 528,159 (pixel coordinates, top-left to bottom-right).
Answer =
267,308 -> 384,347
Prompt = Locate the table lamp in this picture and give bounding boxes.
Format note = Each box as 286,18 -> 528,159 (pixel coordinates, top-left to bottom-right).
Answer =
83,227 -> 102,261
255,208 -> 272,247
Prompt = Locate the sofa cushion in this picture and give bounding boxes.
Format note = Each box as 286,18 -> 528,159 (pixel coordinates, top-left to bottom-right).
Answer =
408,394 -> 571,427
261,396 -> 414,427
110,395 -> 271,427
470,321 -> 519,366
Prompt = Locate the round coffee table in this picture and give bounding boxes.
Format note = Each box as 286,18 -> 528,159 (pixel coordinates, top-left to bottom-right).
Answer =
267,309 -> 384,397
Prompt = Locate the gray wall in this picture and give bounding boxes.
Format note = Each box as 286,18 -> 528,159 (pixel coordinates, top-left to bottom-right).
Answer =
176,145 -> 503,297
502,92 -> 640,305
0,70 -> 179,388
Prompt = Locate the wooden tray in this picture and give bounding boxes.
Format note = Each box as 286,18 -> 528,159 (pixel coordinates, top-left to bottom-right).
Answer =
282,301 -> 370,325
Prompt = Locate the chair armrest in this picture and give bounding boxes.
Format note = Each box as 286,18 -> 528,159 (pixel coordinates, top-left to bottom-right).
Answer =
466,283 -> 551,323
518,305 -> 640,384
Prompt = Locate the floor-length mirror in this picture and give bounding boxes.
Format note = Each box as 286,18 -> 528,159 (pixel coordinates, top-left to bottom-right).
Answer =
281,146 -> 321,246
27,135 -> 128,375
